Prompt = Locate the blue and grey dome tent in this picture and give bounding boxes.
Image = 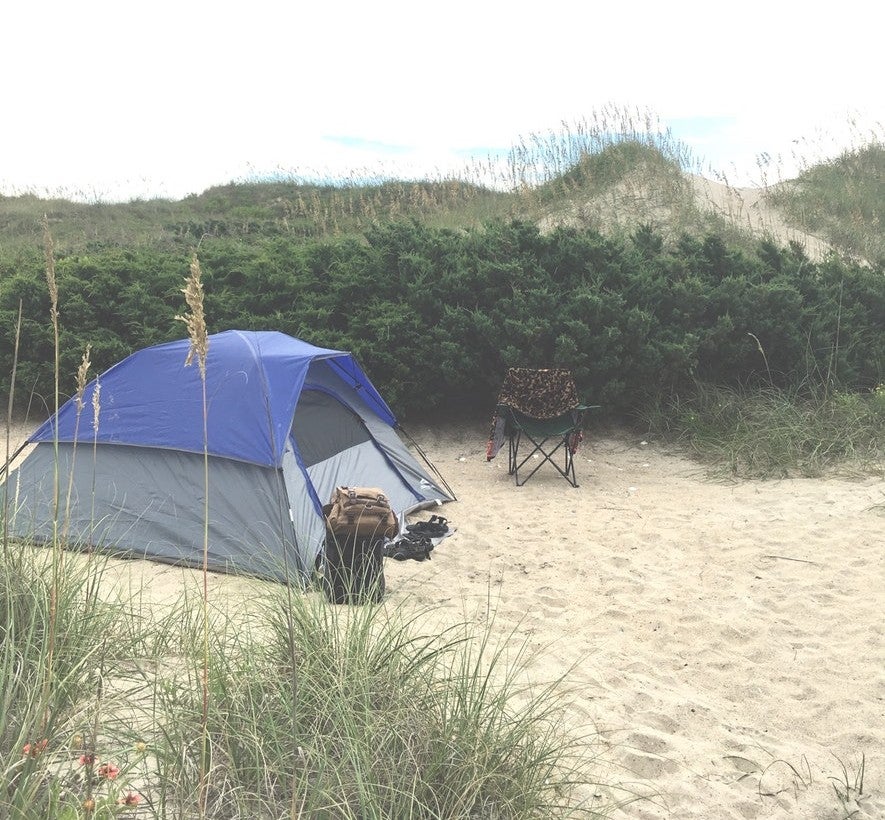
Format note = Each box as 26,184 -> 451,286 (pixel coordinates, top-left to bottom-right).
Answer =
4,330 -> 452,582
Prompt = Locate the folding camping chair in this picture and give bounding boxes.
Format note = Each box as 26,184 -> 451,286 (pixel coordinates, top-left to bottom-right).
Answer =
486,368 -> 598,487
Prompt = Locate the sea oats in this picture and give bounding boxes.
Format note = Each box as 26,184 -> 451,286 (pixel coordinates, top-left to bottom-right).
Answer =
91,375 -> 101,434
75,344 -> 92,413
42,214 -> 58,322
176,253 -> 209,377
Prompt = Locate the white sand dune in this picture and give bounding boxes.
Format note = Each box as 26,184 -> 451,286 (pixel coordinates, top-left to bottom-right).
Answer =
688,176 -> 834,261
4,421 -> 884,818
538,171 -> 836,263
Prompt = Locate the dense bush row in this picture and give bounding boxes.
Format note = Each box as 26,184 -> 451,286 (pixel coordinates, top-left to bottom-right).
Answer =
1,220 -> 882,420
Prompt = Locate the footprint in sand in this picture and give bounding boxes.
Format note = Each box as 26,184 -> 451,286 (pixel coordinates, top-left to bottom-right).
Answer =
734,799 -> 764,818
601,606 -> 632,622
638,712 -> 680,734
620,749 -> 679,779
534,588 -> 569,610
626,731 -> 672,756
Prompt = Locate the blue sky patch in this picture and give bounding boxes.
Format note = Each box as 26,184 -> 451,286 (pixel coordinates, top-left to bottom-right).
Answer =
323,135 -> 413,155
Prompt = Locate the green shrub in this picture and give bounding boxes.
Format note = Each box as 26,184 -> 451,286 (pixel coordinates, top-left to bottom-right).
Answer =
2,221 -> 882,422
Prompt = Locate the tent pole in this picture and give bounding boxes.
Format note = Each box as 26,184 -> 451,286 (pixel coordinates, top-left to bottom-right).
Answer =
396,424 -> 457,501
1,441 -> 28,481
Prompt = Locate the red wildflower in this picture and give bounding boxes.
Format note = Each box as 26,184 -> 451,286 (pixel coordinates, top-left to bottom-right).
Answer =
120,792 -> 141,806
22,739 -> 48,758
79,752 -> 96,765
97,762 -> 120,780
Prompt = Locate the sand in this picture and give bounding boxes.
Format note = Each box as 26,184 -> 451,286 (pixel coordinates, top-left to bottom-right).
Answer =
396,425 -> 885,819
538,171 -> 837,263
688,176 -> 834,261
4,421 -> 884,818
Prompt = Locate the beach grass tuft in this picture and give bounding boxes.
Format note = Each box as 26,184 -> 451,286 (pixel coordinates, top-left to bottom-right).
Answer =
0,543 -> 612,818
640,381 -> 885,478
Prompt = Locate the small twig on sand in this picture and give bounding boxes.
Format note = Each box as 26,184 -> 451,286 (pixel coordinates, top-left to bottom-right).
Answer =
761,554 -> 820,565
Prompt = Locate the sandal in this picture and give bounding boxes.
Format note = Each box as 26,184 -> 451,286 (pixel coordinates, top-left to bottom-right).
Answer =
385,535 -> 434,561
405,515 -> 449,537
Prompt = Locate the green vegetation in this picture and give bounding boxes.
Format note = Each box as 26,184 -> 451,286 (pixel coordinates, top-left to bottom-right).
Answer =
765,143 -> 885,265
0,547 -> 148,816
1,113 -> 882,472
0,542 -> 609,818
2,221 -> 882,429
641,382 -> 885,478
0,145 -> 686,255
0,109 -> 701,253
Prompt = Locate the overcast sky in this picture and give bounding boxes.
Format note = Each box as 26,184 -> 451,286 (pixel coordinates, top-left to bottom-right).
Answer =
1,1 -> 881,201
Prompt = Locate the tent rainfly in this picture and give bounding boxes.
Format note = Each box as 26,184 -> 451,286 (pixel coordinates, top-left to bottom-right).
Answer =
3,330 -> 452,582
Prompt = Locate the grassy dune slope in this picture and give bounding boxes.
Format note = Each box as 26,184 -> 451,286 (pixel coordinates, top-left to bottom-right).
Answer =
2,135 -> 882,262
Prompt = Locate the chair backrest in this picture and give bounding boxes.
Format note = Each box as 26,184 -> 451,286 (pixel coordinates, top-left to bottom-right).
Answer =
495,368 -> 579,420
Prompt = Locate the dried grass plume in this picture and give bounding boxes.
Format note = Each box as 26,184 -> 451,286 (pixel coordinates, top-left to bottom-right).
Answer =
176,253 -> 209,377
91,375 -> 101,434
75,344 -> 92,413
42,214 -> 59,322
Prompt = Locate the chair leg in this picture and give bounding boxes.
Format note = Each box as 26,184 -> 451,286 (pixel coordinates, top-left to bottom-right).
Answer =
508,431 -> 519,475
512,434 -> 578,487
564,443 -> 578,487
